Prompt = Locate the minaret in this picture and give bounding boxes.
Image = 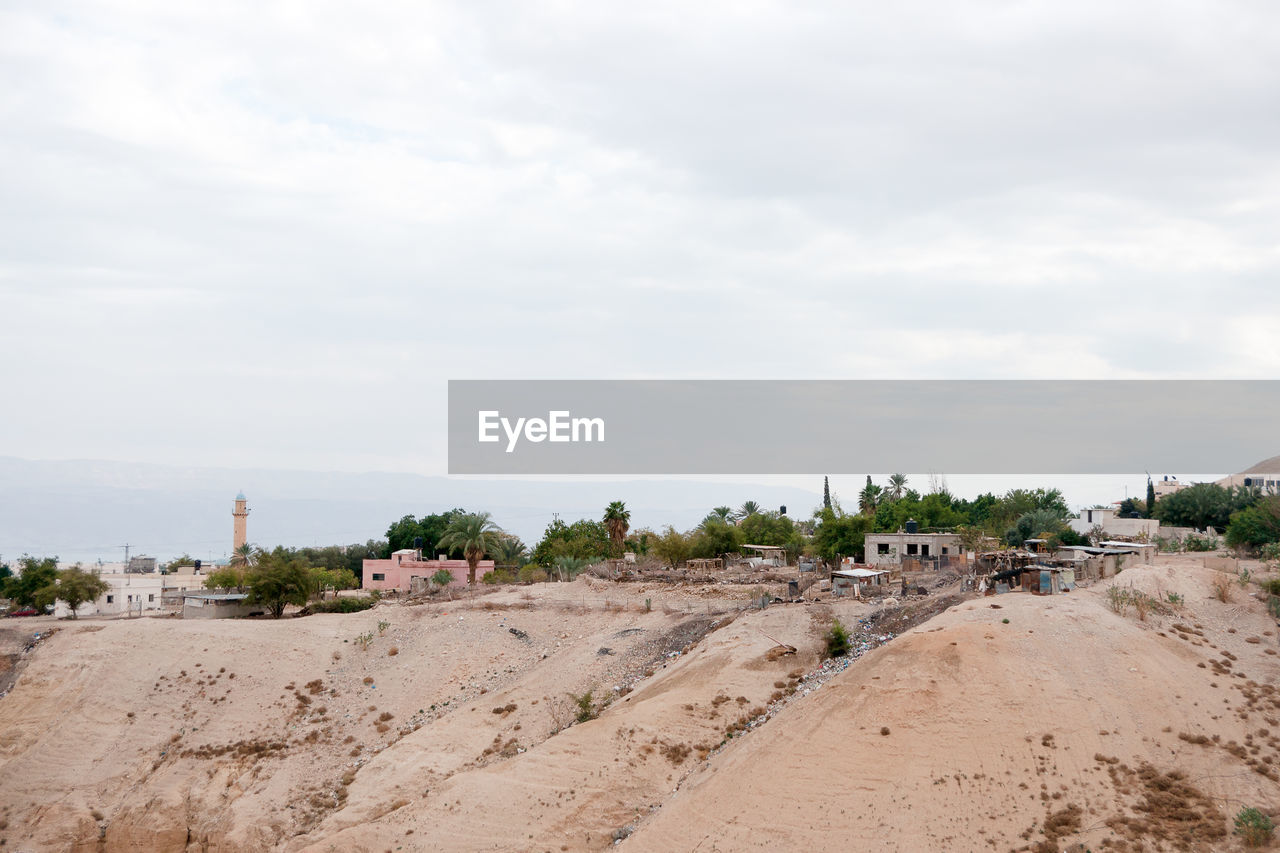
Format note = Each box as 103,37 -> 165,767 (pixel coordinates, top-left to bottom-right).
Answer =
233,492 -> 250,551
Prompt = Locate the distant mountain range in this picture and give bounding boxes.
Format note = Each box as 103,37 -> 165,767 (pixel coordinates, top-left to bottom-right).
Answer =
0,457 -> 821,565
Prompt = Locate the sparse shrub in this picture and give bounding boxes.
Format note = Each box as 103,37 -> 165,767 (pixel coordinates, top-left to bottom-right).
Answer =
880,726 -> 890,736
573,691 -> 596,724
308,597 -> 377,614
1002,618 -> 1010,624
387,646 -> 399,656
376,619 -> 390,636
1238,568 -> 1252,587
1234,806 -> 1274,847
430,569 -> 454,589
1166,591 -> 1184,606
355,631 -> 374,650
826,619 -> 850,658
644,598 -> 652,612
1210,574 -> 1233,603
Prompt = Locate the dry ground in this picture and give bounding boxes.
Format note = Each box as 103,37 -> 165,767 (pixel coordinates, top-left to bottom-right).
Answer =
0,557 -> 1276,852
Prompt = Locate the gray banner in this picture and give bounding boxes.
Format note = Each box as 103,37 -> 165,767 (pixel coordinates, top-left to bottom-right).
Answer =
448,380 -> 1280,475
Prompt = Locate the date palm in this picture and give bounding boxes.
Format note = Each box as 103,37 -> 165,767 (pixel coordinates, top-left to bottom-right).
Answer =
887,473 -> 908,502
603,501 -> 631,555
229,542 -> 261,568
438,512 -> 505,585
737,501 -> 762,520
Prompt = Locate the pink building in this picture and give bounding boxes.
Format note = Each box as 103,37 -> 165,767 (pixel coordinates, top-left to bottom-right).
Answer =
362,549 -> 494,592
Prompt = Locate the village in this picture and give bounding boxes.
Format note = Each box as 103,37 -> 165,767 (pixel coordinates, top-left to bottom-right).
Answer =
0,464 -> 1279,852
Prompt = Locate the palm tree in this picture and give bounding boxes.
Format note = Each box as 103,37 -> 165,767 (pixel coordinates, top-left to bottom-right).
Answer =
887,474 -> 908,502
858,478 -> 882,516
737,501 -> 762,521
709,506 -> 735,524
603,501 -> 631,555
491,535 -> 528,569
229,542 -> 260,568
438,512 -> 505,585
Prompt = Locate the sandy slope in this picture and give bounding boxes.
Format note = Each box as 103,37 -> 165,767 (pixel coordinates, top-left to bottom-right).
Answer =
0,559 -> 1276,852
626,559 -> 1280,852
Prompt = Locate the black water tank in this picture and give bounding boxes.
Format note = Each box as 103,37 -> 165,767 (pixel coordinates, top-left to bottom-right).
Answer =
194,559 -> 201,570
779,505 -> 787,516
905,519 -> 919,534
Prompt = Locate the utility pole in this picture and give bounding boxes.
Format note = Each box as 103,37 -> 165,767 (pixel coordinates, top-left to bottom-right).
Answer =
120,544 -> 132,567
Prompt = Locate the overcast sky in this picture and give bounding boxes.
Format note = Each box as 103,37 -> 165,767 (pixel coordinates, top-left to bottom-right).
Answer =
2,1 -> 1278,478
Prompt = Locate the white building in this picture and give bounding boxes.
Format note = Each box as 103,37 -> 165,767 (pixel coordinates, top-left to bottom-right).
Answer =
52,565 -> 207,618
1067,507 -> 1159,540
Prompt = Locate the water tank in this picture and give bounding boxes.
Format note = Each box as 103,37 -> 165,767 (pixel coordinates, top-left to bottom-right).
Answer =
779,505 -> 787,516
905,519 -> 919,534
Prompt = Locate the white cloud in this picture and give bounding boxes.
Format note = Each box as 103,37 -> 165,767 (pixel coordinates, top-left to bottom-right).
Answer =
1,0 -> 1278,472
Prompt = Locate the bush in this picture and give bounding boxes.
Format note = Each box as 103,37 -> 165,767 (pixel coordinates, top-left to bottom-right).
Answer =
1183,533 -> 1219,552
1234,806 -> 1274,847
518,565 -> 548,584
826,619 -> 850,658
573,692 -> 596,723
482,569 -> 517,585
307,597 -> 377,614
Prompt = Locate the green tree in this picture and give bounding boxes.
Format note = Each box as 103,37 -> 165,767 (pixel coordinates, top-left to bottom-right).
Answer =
823,476 -> 831,510
245,548 -> 312,618
1006,509 -> 1068,547
737,500 -> 762,520
164,554 -> 198,573
652,526 -> 691,568
1226,497 -> 1280,551
34,566 -> 109,618
438,512 -> 505,585
430,569 -> 454,588
1145,477 -> 1156,519
858,477 -> 882,515
204,565 -> 248,592
690,519 -> 742,559
1154,483 -> 1257,532
384,508 -> 469,558
603,501 -> 631,556
812,509 -> 869,563
530,518 -> 610,566
3,556 -> 58,608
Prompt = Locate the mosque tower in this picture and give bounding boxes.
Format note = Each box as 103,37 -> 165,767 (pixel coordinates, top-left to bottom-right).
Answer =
233,492 -> 250,551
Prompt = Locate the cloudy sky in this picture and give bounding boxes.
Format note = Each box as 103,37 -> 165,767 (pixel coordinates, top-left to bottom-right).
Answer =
2,1 -> 1278,478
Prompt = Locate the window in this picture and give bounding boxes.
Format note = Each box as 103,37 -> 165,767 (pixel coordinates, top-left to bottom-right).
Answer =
941,546 -> 950,554
921,544 -> 931,557
148,594 -> 155,602
877,544 -> 889,555
906,544 -> 919,555
106,595 -> 114,604
372,573 -> 385,581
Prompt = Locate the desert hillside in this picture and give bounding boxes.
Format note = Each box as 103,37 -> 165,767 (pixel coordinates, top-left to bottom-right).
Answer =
0,558 -> 1276,852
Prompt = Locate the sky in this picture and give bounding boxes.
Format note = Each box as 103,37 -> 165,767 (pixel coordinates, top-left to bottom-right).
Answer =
2,1 -> 1278,484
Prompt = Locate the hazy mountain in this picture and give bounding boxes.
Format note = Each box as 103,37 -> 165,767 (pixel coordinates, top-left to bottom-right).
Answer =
0,457 -> 821,565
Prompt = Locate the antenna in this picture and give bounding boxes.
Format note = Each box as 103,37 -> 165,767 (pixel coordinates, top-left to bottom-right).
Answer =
119,543 -> 132,565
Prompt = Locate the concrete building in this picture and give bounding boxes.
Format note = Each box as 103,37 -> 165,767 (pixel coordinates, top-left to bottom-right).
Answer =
1216,455 -> 1280,495
182,592 -> 253,619
1152,476 -> 1188,500
52,564 -> 207,618
233,492 -> 250,551
864,529 -> 963,567
1067,507 -> 1159,540
361,549 -> 493,593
